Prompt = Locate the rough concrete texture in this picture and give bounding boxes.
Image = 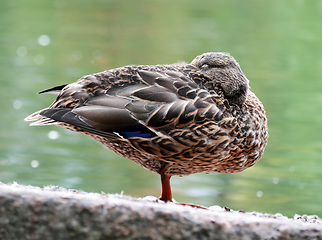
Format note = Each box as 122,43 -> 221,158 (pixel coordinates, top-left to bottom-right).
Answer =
0,182 -> 321,240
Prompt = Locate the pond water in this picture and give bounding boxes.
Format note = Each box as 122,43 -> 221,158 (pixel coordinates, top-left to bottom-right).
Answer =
1,0 -> 322,217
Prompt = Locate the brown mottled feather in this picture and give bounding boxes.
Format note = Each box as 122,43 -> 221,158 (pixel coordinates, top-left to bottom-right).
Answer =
25,52 -> 268,181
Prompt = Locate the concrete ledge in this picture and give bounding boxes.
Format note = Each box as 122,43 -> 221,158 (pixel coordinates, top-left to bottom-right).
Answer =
0,182 -> 321,240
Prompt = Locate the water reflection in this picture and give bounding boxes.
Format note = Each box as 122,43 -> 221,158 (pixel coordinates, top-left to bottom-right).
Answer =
38,35 -> 50,46
0,0 -> 321,218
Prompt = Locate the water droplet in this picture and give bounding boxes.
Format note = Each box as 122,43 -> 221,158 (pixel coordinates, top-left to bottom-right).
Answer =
38,35 -> 50,46
13,100 -> 22,109
31,160 -> 39,168
256,191 -> 263,197
34,55 -> 44,65
48,130 -> 59,140
272,177 -> 279,184
17,46 -> 27,57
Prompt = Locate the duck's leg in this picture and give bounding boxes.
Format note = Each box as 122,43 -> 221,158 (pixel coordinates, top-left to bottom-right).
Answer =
159,167 -> 172,202
158,167 -> 208,209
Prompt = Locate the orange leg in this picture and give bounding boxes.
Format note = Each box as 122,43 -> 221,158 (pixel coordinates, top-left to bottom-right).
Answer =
159,167 -> 172,202
158,167 -> 208,209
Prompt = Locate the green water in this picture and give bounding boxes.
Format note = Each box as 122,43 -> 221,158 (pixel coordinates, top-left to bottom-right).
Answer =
1,0 -> 322,217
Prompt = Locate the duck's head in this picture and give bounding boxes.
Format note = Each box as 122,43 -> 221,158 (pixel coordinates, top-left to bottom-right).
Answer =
190,52 -> 249,106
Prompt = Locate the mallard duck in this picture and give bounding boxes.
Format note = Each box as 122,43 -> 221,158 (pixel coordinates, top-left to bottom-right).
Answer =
25,52 -> 268,203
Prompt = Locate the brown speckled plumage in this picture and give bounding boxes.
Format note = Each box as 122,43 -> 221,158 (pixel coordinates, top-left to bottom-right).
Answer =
25,52 -> 268,202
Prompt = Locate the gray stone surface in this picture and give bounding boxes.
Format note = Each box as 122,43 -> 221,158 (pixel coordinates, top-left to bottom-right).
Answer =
0,182 -> 321,240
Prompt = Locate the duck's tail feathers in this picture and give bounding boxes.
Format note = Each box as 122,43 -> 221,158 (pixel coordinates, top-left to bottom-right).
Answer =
38,84 -> 67,95
24,108 -> 57,126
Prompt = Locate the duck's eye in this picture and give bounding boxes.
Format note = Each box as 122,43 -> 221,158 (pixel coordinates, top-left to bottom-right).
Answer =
201,63 -> 209,69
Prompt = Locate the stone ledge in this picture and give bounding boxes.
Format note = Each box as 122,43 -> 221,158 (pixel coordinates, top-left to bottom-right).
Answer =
0,182 -> 321,240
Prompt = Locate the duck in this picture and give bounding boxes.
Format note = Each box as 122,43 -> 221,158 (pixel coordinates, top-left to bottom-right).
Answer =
25,52 -> 268,203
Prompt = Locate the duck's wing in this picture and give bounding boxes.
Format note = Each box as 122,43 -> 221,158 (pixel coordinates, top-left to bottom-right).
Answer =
25,70 -> 224,141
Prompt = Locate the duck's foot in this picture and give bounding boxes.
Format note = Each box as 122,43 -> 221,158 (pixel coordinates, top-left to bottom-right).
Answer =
175,202 -> 208,209
157,198 -> 208,209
